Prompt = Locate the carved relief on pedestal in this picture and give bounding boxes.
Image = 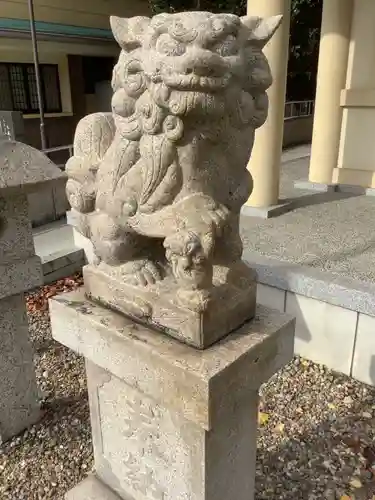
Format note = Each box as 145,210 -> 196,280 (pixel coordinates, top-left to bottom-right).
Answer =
66,11 -> 282,347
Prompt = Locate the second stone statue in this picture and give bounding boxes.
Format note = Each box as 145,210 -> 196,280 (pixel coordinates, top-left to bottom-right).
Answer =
65,11 -> 283,348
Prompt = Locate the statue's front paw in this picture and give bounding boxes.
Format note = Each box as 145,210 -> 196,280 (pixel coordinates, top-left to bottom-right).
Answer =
200,205 -> 230,236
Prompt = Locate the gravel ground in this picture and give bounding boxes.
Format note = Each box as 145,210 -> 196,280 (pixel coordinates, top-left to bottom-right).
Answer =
0,276 -> 375,499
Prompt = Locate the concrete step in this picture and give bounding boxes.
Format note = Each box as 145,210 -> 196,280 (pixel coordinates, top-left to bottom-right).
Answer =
33,219 -> 85,284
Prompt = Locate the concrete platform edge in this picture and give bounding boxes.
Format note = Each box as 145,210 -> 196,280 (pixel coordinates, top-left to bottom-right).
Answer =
244,251 -> 375,318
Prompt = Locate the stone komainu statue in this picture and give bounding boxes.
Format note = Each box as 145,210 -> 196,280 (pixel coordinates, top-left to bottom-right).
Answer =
65,11 -> 282,347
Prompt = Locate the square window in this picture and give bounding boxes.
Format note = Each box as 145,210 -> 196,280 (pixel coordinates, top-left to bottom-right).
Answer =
0,62 -> 62,114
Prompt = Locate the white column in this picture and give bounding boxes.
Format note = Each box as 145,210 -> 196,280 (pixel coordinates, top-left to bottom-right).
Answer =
246,0 -> 291,208
308,0 -> 353,184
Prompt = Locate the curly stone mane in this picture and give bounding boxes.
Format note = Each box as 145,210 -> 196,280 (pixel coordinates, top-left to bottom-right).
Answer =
91,12 -> 280,219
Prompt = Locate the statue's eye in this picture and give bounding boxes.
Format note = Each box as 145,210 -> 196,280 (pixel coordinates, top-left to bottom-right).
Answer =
213,35 -> 238,56
156,34 -> 186,56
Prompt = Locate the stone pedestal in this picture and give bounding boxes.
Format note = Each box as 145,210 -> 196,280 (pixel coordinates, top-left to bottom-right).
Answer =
49,289 -> 295,500
0,139 -> 64,442
54,9 -> 295,499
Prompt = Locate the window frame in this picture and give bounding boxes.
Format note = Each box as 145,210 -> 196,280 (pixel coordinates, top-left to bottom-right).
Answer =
0,62 -> 62,115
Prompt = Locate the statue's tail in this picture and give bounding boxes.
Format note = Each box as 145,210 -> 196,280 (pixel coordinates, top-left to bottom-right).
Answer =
65,113 -> 116,238
65,113 -> 116,215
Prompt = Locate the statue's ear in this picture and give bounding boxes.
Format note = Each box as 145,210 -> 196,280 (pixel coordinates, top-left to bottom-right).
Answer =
241,15 -> 283,48
110,16 -> 150,50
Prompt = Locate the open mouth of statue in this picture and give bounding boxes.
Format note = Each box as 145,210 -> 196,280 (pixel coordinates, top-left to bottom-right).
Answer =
162,71 -> 230,91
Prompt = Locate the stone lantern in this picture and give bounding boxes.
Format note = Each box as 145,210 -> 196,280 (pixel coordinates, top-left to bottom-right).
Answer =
0,138 -> 64,442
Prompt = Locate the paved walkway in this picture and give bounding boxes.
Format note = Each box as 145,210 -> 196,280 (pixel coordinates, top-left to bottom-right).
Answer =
242,145 -> 375,285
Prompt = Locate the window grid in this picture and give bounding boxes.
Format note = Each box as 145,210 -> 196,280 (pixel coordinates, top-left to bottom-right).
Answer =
0,63 -> 62,114
0,65 -> 12,110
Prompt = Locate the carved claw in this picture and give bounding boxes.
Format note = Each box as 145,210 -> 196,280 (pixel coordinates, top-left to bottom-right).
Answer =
200,206 -> 229,237
121,259 -> 164,287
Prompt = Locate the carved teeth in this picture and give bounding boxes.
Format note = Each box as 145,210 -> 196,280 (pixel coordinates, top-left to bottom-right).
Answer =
162,72 -> 229,91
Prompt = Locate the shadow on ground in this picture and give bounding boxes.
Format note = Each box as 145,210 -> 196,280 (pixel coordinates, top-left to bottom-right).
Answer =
256,360 -> 375,500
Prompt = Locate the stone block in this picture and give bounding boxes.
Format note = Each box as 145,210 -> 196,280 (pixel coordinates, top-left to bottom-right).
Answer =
71,228 -> 96,264
241,200 -> 293,219
286,291 -> 357,373
352,313 -> 375,385
28,187 -> 55,227
33,220 -> 75,258
256,283 -> 286,312
42,248 -> 85,284
0,255 -> 42,300
66,209 -> 96,264
83,261 -> 257,349
0,293 -> 40,443
50,289 -> 294,429
293,180 -> 337,193
52,175 -> 69,219
49,290 -> 295,500
87,360 -> 259,500
0,194 -> 35,263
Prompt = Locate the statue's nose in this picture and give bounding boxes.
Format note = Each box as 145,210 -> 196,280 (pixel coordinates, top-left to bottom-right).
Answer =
179,49 -> 227,77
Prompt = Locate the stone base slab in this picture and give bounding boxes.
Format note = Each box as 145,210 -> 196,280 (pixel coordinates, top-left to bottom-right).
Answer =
241,200 -> 293,219
83,260 -> 257,349
293,180 -> 337,193
65,475 -> 121,500
49,289 -> 294,430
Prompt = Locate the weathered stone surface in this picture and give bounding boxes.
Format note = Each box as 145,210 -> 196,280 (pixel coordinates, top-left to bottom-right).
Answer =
65,11 -> 283,345
0,193 -> 44,300
87,360 -> 259,500
0,141 -> 60,442
0,294 -> 40,443
0,194 -> 35,263
49,290 -> 294,500
83,259 -> 257,348
0,255 -> 42,300
0,138 -> 64,194
67,209 -> 96,264
49,289 -> 295,430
